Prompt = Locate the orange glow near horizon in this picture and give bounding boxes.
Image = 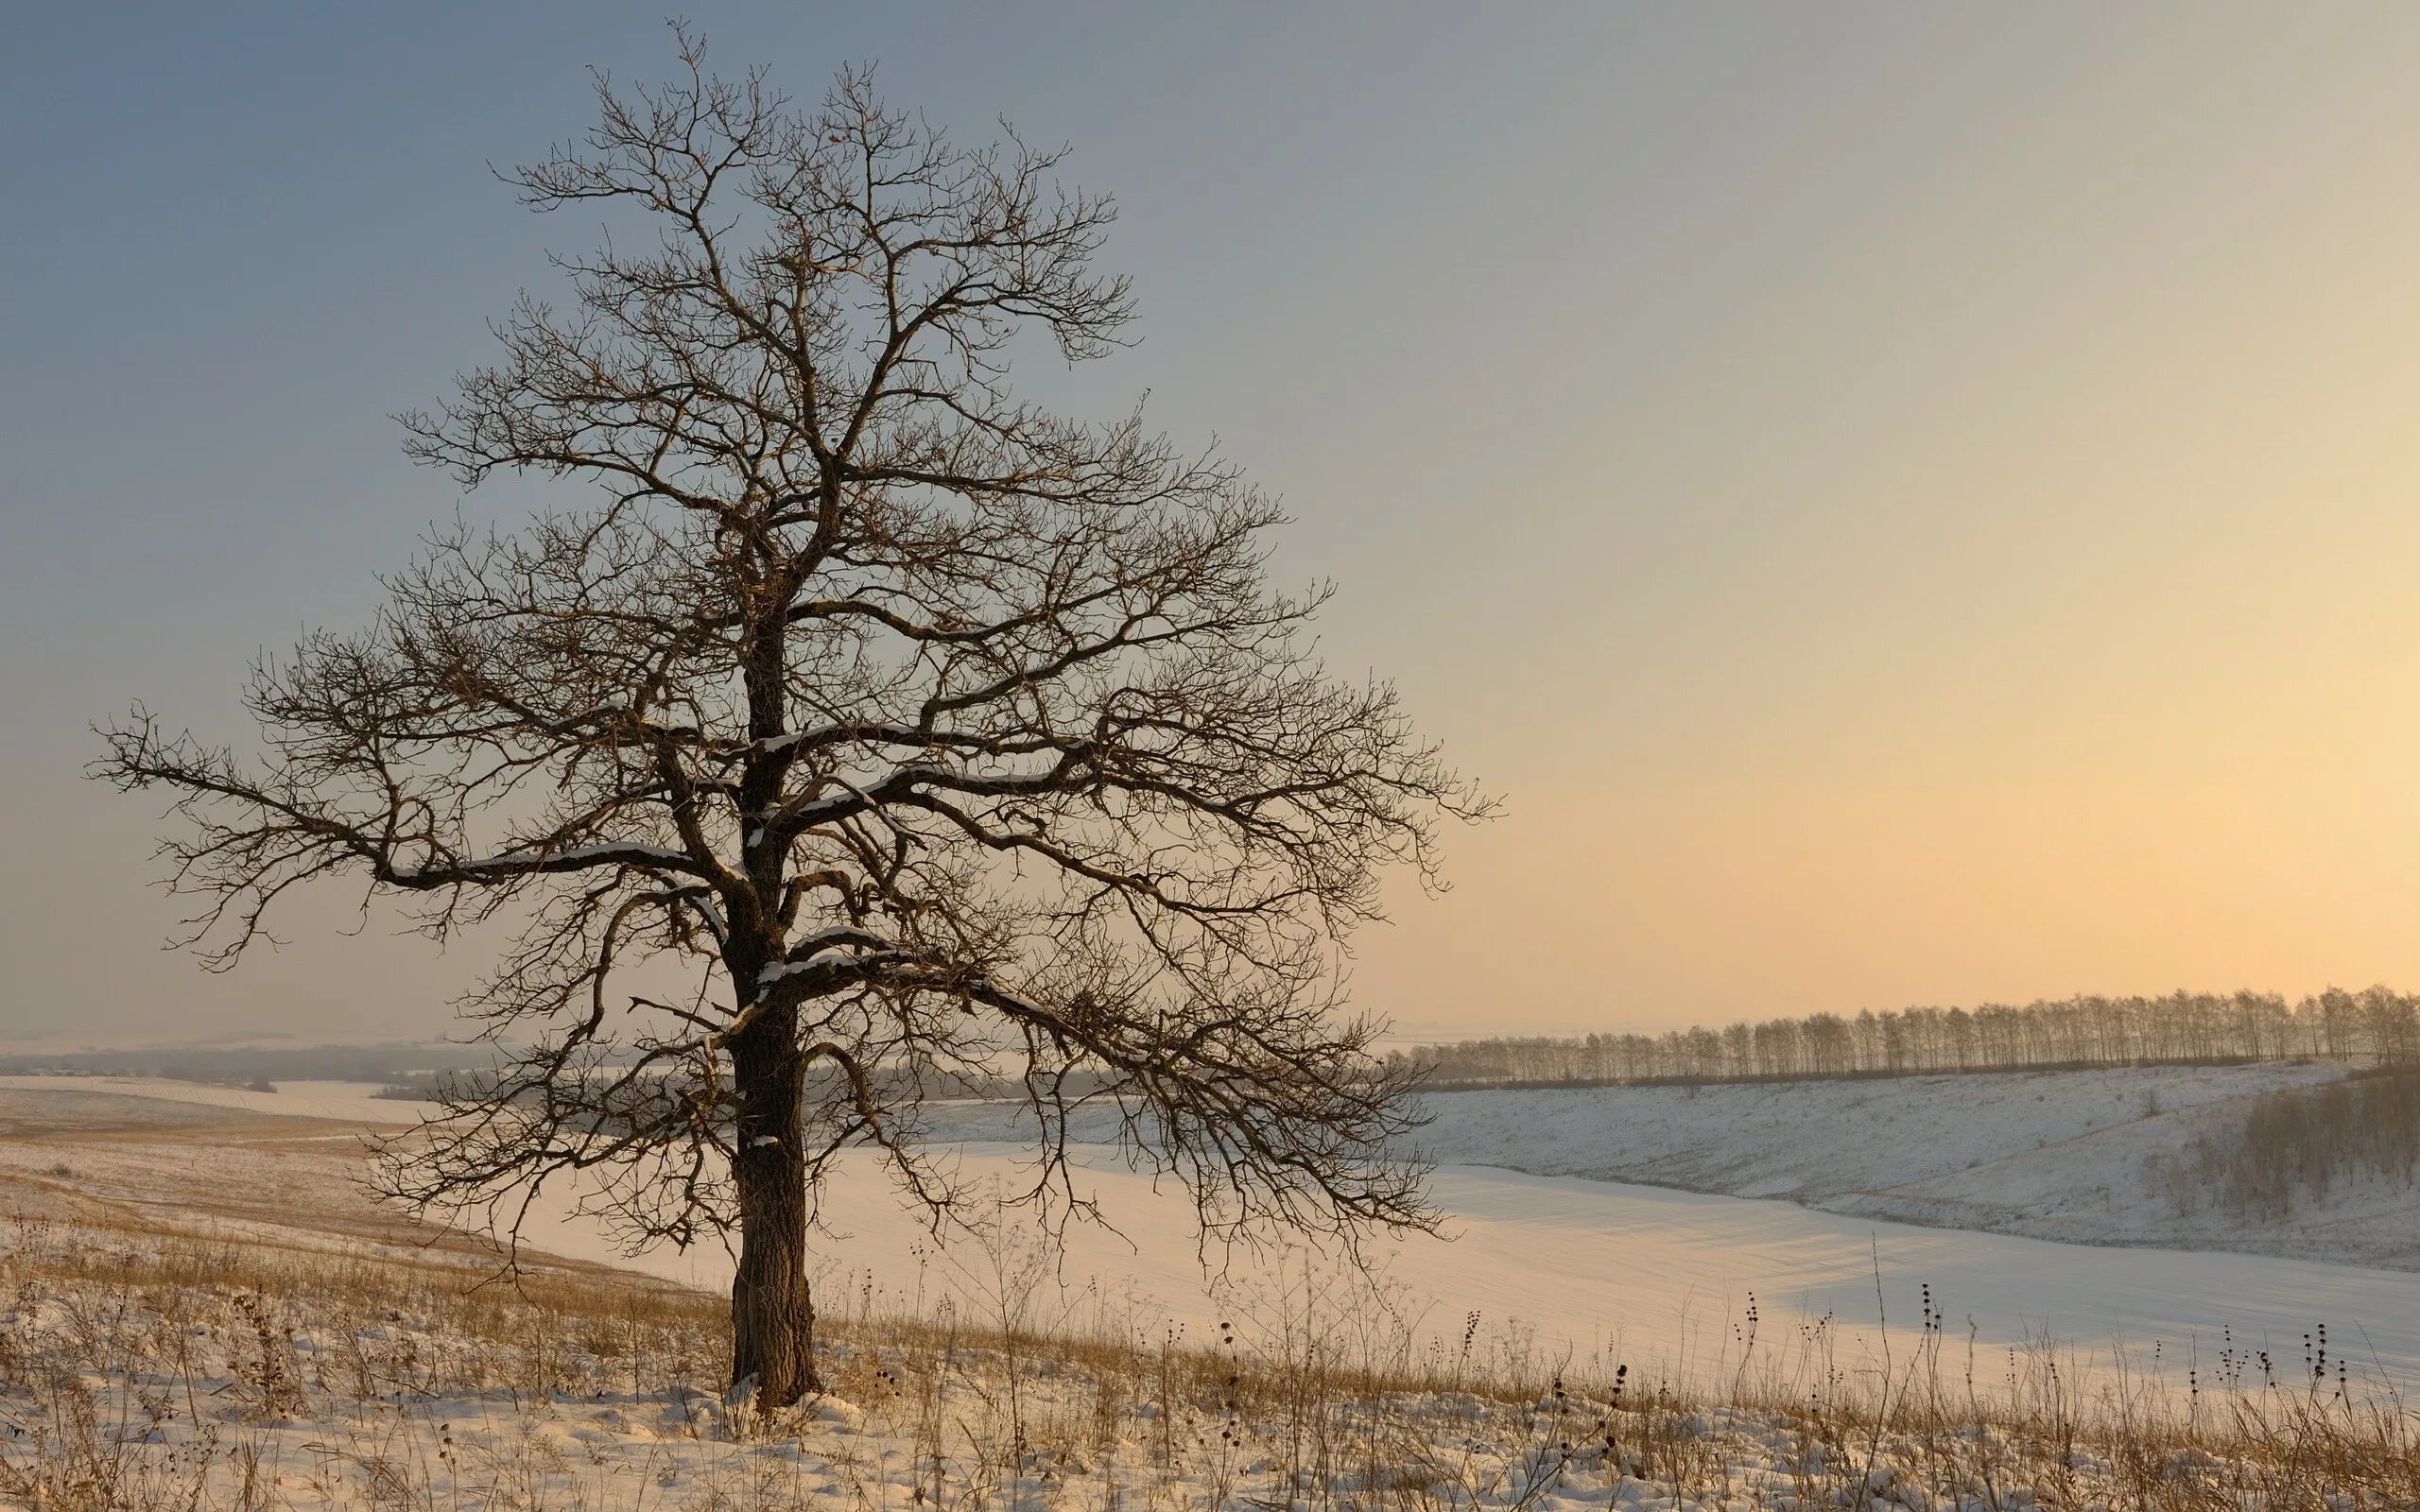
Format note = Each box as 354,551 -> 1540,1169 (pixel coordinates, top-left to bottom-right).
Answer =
9,8 -> 2420,1045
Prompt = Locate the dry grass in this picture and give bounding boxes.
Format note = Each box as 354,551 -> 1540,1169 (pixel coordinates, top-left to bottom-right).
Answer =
3,1202 -> 2416,1511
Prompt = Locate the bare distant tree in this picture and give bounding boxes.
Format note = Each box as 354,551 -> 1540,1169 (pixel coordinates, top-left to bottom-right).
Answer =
95,32 -> 1487,1408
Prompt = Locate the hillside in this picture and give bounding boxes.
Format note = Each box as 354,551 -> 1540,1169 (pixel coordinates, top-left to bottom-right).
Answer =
21,1075 -> 2420,1418
4,1079 -> 2412,1510
919,1060 -> 2420,1269
1406,1062 -> 2420,1268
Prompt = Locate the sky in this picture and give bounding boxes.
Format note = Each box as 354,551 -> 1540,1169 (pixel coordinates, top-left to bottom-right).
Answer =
8,4 -> 2420,1047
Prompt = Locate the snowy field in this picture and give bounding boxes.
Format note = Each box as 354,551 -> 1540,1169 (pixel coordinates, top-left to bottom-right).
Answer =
6,1074 -> 2418,1508
1403,1063 -> 2347,1202
7,1072 -> 2416,1400
0,1075 -> 431,1125
19,1198 -> 2404,1512
519,1140 -> 2420,1401
1394,1064 -> 2420,1270
928,1061 -> 2420,1270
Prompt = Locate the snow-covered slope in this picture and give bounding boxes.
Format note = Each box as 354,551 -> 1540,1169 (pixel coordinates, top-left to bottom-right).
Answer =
0,1074 -> 435,1125
927,1062 -> 2416,1268
1405,1063 -> 2420,1269
1409,1064 -> 2336,1196
15,1198 -> 2401,1512
9,1069 -> 2417,1418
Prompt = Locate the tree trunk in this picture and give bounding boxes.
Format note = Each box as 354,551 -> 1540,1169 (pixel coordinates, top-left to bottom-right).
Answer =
728,1016 -> 820,1407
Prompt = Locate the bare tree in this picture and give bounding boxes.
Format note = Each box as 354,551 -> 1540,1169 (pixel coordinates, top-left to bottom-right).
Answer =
95,34 -> 1487,1409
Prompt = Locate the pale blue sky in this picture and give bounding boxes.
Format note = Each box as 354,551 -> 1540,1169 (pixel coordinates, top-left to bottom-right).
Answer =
10,5 -> 2420,1044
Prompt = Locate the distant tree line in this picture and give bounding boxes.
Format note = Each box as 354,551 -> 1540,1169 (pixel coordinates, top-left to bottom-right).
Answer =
0,1044 -> 493,1085
1393,987 -> 2420,1089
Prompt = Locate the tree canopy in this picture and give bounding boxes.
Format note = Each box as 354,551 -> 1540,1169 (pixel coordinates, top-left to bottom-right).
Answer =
98,32 -> 1488,1403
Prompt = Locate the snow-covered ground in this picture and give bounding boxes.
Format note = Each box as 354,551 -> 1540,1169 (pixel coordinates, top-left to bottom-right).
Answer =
5,1176 -> 2411,1512
516,1141 -> 2420,1402
0,1074 -> 434,1125
9,1071 -> 2417,1401
23,1063 -> 2396,1271
933,1064 -> 2418,1267
1407,1064 -> 2344,1200
1395,1064 -> 2420,1270
6,1074 -> 2418,1508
